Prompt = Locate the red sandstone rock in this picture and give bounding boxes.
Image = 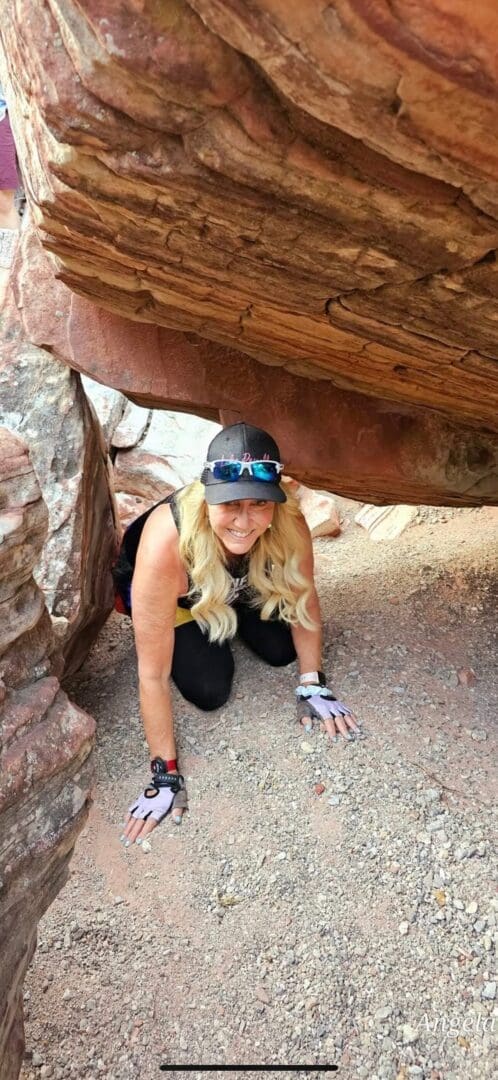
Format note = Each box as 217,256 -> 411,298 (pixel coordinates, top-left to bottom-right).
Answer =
457,667 -> 477,688
15,230 -> 498,507
113,447 -> 182,502
3,1 -> 498,450
0,242 -> 120,677
115,491 -> 154,529
0,428 -> 95,1079
294,486 -> 341,539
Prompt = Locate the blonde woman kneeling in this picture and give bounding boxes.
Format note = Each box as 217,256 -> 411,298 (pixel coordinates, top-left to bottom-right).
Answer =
113,422 -> 360,845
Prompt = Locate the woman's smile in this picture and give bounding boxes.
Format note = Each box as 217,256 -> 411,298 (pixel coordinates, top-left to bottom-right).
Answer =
207,498 -> 275,552
226,527 -> 253,538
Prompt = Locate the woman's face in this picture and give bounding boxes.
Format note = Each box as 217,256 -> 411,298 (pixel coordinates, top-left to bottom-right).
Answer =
207,498 -> 275,554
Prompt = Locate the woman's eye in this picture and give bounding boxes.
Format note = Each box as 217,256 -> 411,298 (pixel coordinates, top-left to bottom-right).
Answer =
256,500 -> 269,507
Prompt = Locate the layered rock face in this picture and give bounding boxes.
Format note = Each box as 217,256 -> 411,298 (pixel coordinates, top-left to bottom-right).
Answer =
0,429 -> 95,1080
14,228 -> 498,504
2,3 -> 498,500
1,238 -> 120,677
3,1 -> 498,413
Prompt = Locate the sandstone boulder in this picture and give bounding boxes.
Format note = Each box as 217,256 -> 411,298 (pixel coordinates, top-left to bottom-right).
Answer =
12,228 -> 498,506
286,481 -> 342,539
1,245 -> 119,677
112,401 -> 151,451
113,447 -> 183,503
114,491 -> 154,529
137,410 -> 221,485
3,1 -> 498,450
113,409 -> 220,504
81,375 -> 126,451
0,428 -> 95,1080
355,504 -> 418,542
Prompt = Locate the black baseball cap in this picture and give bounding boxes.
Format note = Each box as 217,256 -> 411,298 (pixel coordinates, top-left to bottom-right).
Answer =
201,422 -> 286,505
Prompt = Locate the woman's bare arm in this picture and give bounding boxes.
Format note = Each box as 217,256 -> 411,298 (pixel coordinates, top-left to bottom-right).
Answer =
290,515 -> 323,674
131,505 -> 185,763
291,513 -> 360,740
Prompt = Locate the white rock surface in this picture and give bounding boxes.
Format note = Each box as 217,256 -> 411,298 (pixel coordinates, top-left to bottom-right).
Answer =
111,400 -> 151,450
354,503 -> 418,541
113,410 -> 221,502
139,411 -> 221,485
81,375 -> 126,449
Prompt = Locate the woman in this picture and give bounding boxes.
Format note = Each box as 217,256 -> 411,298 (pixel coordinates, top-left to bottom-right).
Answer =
116,422 -> 360,846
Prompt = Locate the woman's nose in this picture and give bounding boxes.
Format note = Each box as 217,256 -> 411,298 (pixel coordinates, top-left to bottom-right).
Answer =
233,508 -> 250,527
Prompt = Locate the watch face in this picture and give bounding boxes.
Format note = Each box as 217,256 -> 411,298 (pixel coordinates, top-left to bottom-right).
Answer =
151,757 -> 167,774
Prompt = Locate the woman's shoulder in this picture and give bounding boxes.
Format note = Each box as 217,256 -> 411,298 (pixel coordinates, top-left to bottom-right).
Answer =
139,499 -> 178,543
134,501 -> 182,575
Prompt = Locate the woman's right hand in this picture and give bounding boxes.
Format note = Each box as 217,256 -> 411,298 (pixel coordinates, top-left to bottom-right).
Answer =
120,770 -> 188,847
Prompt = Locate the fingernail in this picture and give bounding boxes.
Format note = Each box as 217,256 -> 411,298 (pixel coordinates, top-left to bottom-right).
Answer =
333,735 -> 339,743
304,724 -> 312,733
124,840 -> 131,848
119,834 -> 126,842
346,732 -> 354,741
136,837 -> 142,845
173,815 -> 182,825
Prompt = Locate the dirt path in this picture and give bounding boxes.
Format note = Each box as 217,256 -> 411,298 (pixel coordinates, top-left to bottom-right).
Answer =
20,506 -> 497,1080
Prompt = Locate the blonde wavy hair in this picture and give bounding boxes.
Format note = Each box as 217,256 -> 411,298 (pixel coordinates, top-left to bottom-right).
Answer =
176,481 -> 316,643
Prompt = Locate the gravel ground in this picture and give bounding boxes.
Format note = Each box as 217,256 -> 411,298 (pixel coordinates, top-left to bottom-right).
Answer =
20,506 -> 497,1080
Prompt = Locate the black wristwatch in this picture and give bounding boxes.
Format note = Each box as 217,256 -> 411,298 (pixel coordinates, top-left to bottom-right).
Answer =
150,757 -> 184,793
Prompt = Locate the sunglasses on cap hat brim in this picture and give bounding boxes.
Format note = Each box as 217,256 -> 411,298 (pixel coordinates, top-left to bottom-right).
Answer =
203,459 -> 284,482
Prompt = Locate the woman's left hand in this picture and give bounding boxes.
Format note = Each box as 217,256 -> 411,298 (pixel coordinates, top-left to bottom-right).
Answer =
297,688 -> 362,742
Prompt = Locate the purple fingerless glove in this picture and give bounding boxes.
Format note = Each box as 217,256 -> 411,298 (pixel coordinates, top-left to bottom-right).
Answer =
301,694 -> 353,722
296,681 -> 354,726
128,783 -> 175,823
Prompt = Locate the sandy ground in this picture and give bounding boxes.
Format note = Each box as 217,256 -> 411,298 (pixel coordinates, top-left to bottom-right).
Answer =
20,503 -> 497,1080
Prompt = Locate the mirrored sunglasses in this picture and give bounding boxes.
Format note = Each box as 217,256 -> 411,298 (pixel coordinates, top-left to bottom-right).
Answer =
204,459 -> 284,482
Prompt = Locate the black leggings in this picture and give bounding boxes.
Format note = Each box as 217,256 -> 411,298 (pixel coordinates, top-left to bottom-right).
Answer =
171,602 -> 296,711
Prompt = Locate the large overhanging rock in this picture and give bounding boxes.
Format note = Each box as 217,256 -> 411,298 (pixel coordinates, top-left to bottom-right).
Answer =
0,428 -> 94,1079
2,2 -> 498,499
16,228 -> 498,505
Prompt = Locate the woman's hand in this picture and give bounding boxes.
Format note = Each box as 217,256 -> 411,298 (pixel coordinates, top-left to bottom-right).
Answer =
297,684 -> 362,742
120,769 -> 188,847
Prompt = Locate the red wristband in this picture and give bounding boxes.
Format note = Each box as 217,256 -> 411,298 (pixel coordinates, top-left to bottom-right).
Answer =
151,756 -> 178,775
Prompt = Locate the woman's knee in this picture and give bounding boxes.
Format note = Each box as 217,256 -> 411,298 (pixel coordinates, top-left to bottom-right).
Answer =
262,639 -> 296,667
180,677 -> 232,711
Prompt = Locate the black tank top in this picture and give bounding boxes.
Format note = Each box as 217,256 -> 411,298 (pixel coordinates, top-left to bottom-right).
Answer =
112,490 -> 252,612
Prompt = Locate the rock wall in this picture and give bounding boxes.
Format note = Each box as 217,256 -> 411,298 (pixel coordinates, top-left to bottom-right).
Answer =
16,228 -> 498,506
2,1 -> 498,441
0,235 -> 120,677
0,428 -> 95,1080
